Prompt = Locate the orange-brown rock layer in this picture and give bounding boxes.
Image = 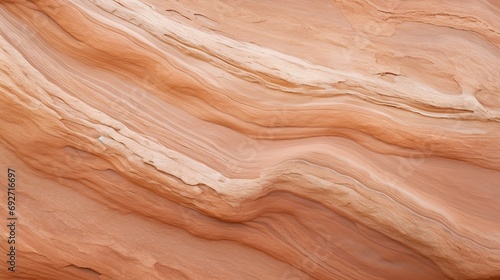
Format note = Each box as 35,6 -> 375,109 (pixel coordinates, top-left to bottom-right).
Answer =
0,0 -> 499,279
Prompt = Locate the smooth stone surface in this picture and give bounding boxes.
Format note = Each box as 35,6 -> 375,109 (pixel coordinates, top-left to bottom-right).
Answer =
0,0 -> 499,279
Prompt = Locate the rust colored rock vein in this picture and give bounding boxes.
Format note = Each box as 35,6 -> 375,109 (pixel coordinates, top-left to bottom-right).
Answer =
0,0 -> 499,279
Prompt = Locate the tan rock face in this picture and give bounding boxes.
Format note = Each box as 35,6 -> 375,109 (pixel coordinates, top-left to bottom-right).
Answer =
0,0 -> 499,279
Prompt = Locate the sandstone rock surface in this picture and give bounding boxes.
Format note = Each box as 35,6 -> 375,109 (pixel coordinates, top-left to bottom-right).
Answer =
0,0 -> 500,279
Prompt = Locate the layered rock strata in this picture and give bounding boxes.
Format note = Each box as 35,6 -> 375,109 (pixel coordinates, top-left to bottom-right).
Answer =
0,0 -> 499,279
